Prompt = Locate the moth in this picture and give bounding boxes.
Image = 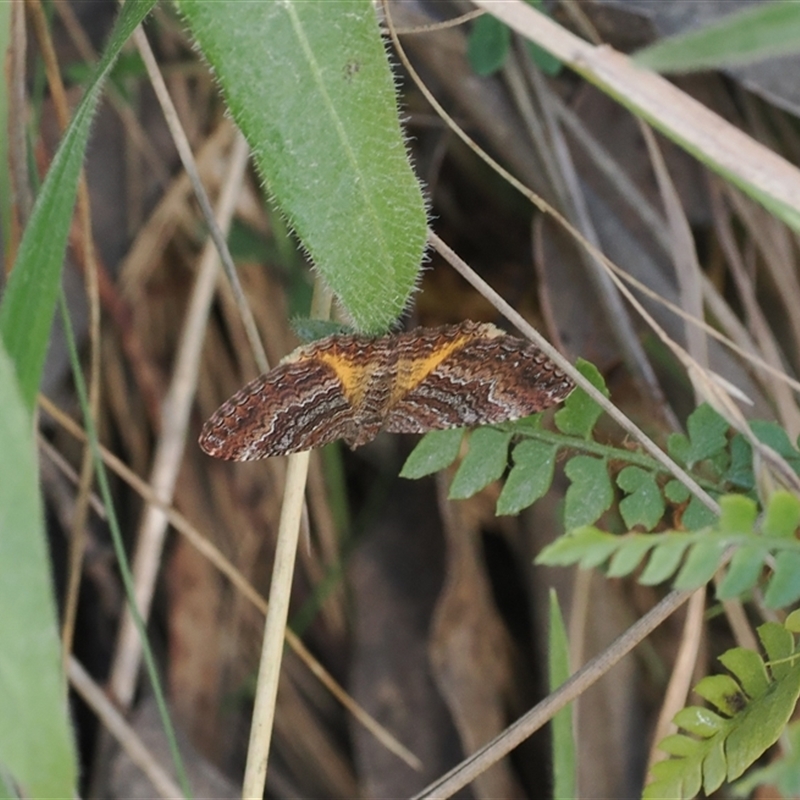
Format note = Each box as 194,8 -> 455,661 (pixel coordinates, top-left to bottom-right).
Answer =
199,320 -> 574,460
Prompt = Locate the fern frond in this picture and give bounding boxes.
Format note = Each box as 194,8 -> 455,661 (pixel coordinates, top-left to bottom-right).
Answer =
538,492 -> 800,608
644,621 -> 800,799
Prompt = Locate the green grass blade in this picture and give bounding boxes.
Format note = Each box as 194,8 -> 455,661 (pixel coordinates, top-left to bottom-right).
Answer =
176,0 -> 428,333
634,3 -> 800,74
0,342 -> 77,797
0,0 -> 157,409
58,293 -> 193,797
548,590 -> 576,800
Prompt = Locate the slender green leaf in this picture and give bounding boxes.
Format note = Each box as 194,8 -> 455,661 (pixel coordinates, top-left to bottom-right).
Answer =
563,455 -> 613,529
496,440 -> 557,515
643,761 -> 683,800
786,609 -> 800,633
703,737 -> 727,794
716,545 -> 765,599
60,294 -> 192,795
0,344 -> 76,797
176,0 -> 427,333
535,526 -> 618,569
639,538 -> 691,585
673,705 -> 727,737
548,591 -> 575,800
750,420 -> 800,474
674,540 -> 727,591
664,478 -> 690,503
400,428 -> 464,479
634,2 -> 800,74
725,434 -> 755,489
667,431 -> 690,466
732,720 -> 800,798
659,734 -> 696,757
606,535 -> 653,578
0,0 -> 157,409
449,428 -> 512,499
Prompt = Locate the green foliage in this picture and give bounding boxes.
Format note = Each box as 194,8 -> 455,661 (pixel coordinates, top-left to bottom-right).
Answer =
402,375 -> 800,614
401,376 -> 800,577
467,1 -> 562,77
0,343 -> 77,798
634,2 -> 800,74
449,428 -> 513,499
563,456 -> 614,530
399,428 -> 464,480
497,440 -> 558,515
667,403 -> 729,476
617,466 -> 665,530
644,620 -> 800,799
176,0 -> 427,334
397,358 -> 800,798
401,359 -> 612,517
553,359 -> 608,438
467,14 -> 510,76
548,591 -> 576,800
0,0 -> 157,410
537,492 -> 800,606
732,720 -> 800,797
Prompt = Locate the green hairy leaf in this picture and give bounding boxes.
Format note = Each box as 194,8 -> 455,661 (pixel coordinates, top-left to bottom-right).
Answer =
176,0 -> 428,333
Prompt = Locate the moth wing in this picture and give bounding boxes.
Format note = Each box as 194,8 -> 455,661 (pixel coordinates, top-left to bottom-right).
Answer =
384,336 -> 573,435
199,358 -> 355,460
